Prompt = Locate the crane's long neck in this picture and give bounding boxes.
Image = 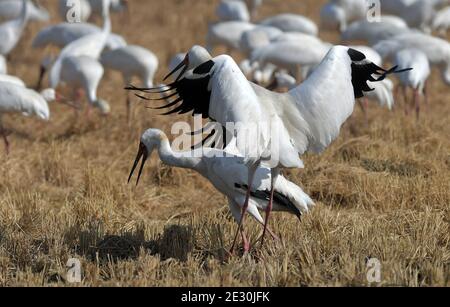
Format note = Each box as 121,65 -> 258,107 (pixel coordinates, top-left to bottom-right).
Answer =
19,0 -> 29,26
102,1 -> 112,35
157,137 -> 202,171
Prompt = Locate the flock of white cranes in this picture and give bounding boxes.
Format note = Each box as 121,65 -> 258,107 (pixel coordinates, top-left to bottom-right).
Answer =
0,0 -> 449,253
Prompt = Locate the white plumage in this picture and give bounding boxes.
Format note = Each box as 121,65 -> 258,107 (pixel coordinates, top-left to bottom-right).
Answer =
59,56 -> 110,115
0,0 -> 28,56
32,22 -> 127,51
206,21 -> 256,52
0,73 -> 26,87
379,0 -> 439,32
374,32 -> 450,85
49,0 -> 112,89
394,48 -> 431,119
320,0 -> 368,32
0,0 -> 49,22
128,45 -> 404,249
129,128 -> 314,252
259,14 -> 318,36
101,45 -> 158,120
341,18 -> 410,45
216,0 -> 250,22
250,38 -> 330,80
0,82 -> 54,153
238,26 -> 282,56
432,6 -> 450,35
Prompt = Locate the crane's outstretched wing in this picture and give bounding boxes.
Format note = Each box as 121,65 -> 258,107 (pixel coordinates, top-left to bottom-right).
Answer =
126,60 -> 214,119
280,46 -> 411,154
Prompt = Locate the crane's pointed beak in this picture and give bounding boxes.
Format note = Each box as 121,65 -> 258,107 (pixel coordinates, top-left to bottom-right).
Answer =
128,142 -> 149,186
164,55 -> 189,82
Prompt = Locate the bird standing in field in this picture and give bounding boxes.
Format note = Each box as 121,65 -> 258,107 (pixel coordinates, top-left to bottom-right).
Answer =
259,14 -> 319,36
0,0 -> 28,57
216,0 -> 250,22
0,82 -> 54,154
394,49 -> 431,120
128,45 -> 411,252
100,45 -> 158,122
128,128 -> 315,253
41,55 -> 111,117
374,32 -> 450,86
49,0 -> 112,92
0,0 -> 49,22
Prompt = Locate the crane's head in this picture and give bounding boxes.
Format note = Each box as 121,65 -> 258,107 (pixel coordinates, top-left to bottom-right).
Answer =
40,88 -> 56,103
128,129 -> 167,186
163,45 -> 212,81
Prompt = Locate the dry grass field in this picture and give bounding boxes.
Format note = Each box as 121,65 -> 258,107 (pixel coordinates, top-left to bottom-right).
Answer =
0,0 -> 449,287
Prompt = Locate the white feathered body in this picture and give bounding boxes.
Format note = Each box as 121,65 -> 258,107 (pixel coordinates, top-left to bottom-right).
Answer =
60,55 -> 104,104
0,0 -> 27,55
0,0 -> 49,22
260,14 -> 318,36
100,45 -> 159,87
0,82 -> 50,120
394,48 -> 431,93
216,0 -> 250,22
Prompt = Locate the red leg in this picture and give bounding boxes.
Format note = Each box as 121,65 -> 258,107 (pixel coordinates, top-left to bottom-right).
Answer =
241,227 -> 250,253
230,165 -> 258,254
261,169 -> 279,247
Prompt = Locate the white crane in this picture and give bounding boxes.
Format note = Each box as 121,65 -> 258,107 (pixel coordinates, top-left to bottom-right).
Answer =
238,26 -> 283,57
32,22 -> 127,51
128,45 -> 410,248
0,0 -> 28,57
206,21 -> 256,53
259,14 -> 318,36
0,73 -> 26,87
0,0 -> 48,22
348,46 -> 395,123
341,18 -> 410,45
320,0 -> 368,32
0,82 -> 54,153
379,0 -> 443,32
250,38 -> 330,80
61,55 -> 110,116
216,0 -> 250,22
128,128 -> 315,252
432,6 -> 450,36
0,55 -> 6,74
100,45 -> 158,121
394,49 -> 431,120
374,32 -> 450,86
49,0 -> 112,90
